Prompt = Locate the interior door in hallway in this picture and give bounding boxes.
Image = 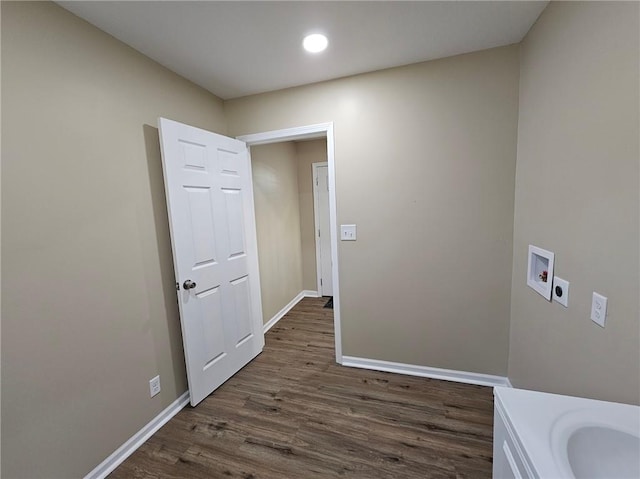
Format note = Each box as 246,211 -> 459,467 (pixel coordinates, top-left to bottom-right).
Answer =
313,163 -> 333,296
158,117 -> 264,406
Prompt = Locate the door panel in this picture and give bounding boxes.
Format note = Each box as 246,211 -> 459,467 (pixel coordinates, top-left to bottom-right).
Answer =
222,188 -> 246,257
230,275 -> 253,345
158,117 -> 264,406
179,140 -> 207,171
198,288 -> 226,367
184,187 -> 217,264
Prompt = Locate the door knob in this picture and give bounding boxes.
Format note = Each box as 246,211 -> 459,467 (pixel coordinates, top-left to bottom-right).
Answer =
183,280 -> 197,290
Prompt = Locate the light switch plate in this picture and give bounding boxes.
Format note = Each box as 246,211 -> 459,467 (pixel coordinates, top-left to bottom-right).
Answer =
340,224 -> 356,241
552,276 -> 569,307
590,292 -> 607,328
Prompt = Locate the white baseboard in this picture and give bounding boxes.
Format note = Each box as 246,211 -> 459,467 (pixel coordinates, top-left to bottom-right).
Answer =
341,356 -> 512,388
263,290 -> 319,333
84,391 -> 190,479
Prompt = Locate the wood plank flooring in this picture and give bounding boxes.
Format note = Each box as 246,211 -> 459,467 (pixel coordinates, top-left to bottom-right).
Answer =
109,297 -> 494,478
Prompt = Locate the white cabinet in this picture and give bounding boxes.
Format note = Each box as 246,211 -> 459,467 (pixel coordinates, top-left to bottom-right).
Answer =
493,394 -> 535,479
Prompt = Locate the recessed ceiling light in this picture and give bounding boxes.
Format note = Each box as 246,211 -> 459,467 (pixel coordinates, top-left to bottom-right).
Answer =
303,33 -> 328,53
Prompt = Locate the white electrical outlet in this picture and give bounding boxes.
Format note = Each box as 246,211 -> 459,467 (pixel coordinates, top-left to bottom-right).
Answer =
590,292 -> 607,328
149,375 -> 161,397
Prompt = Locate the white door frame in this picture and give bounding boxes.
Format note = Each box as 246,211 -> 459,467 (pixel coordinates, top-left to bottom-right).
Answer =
312,162 -> 330,296
237,123 -> 342,364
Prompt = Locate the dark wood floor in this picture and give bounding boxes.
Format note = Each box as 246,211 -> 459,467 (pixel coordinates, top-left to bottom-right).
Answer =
110,297 -> 494,478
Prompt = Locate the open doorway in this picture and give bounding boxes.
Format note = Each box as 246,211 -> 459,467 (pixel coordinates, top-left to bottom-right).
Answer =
249,140 -> 326,318
238,124 -> 342,364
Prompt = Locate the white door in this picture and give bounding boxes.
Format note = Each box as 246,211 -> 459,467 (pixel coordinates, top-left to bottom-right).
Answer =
158,118 -> 264,406
313,163 -> 333,296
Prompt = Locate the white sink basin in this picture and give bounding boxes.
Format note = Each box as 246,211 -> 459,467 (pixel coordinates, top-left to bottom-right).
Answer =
567,426 -> 640,478
494,388 -> 640,479
552,408 -> 640,479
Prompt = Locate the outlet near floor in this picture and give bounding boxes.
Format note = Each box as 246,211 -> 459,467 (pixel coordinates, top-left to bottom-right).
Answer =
149,375 -> 161,397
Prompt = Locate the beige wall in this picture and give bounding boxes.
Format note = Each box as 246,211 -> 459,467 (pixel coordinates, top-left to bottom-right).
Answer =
1,2 -> 227,477
226,45 -> 520,375
8,2 -> 636,477
508,2 -> 640,404
251,142 -> 304,323
296,139 -> 328,292
0,2 -> 3,470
